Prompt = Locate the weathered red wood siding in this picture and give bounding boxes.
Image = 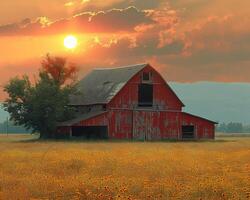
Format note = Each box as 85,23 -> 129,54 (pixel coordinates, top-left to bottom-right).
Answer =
57,64 -> 215,140
181,113 -> 215,139
104,110 -> 180,140
108,110 -> 133,139
105,111 -> 213,140
74,113 -> 108,126
68,110 -> 215,140
108,65 -> 183,110
132,111 -> 181,140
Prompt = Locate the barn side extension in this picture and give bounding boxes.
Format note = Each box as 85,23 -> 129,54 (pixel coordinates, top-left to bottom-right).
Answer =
57,64 -> 217,140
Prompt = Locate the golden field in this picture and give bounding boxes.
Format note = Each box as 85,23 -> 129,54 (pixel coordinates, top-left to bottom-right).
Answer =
0,134 -> 249,200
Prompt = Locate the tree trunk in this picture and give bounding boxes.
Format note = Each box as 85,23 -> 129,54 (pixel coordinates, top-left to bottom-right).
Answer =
39,130 -> 50,139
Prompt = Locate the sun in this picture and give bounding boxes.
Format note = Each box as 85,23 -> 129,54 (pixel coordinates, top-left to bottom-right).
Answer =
64,35 -> 78,49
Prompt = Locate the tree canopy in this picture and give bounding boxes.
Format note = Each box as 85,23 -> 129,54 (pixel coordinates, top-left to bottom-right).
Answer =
3,55 -> 78,139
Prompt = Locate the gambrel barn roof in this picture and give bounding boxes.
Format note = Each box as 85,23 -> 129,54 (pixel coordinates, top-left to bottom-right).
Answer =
69,63 -> 184,106
69,64 -> 147,105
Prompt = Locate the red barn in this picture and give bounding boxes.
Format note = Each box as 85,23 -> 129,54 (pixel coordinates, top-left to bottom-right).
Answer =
57,64 -> 216,140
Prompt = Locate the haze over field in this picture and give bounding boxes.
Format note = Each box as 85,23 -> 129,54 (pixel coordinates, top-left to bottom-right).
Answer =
1,82 -> 250,124
0,108 -> 8,122
170,82 -> 250,125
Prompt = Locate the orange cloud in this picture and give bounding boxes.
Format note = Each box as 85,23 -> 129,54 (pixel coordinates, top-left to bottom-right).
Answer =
0,7 -> 154,36
2,0 -> 250,102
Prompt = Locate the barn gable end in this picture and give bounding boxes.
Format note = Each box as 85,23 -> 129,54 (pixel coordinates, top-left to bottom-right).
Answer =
57,63 -> 216,140
108,64 -> 184,110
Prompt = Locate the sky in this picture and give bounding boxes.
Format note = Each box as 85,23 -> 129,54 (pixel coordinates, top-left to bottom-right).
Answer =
1,0 -> 250,100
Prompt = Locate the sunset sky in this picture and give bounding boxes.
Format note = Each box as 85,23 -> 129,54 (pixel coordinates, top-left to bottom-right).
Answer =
1,0 -> 250,100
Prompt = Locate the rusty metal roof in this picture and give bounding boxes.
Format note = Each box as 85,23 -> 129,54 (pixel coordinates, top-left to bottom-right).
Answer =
57,110 -> 107,126
69,63 -> 147,105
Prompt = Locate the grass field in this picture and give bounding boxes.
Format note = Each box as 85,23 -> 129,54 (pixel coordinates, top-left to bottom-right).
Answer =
0,134 -> 249,199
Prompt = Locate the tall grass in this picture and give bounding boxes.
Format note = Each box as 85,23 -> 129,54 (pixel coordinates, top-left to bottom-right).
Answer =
0,135 -> 249,199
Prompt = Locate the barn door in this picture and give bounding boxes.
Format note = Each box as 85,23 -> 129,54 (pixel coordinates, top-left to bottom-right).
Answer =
133,111 -> 146,140
182,125 -> 195,139
132,111 -> 160,140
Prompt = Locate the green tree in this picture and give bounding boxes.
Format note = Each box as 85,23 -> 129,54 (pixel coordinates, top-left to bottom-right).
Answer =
3,55 -> 78,139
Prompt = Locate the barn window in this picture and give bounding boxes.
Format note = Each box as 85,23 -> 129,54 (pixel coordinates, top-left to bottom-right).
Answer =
138,83 -> 153,107
143,72 -> 150,81
141,72 -> 153,83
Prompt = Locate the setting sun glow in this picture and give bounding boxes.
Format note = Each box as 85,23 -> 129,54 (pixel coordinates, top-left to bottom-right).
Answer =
64,35 -> 78,49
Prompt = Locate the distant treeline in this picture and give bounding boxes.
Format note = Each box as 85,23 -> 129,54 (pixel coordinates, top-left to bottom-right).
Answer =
216,122 -> 250,133
0,120 -> 30,134
1,119 -> 250,134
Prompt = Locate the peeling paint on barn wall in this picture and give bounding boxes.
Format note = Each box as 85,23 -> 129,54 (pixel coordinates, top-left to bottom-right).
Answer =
181,113 -> 215,139
79,66 -> 213,139
104,66 -> 183,140
105,110 -> 182,140
108,66 -> 183,110
57,64 -> 216,140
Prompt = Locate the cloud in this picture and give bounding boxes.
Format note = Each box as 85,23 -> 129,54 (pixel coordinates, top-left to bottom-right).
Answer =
64,2 -> 75,7
151,13 -> 250,82
0,7 -> 154,36
70,6 -> 182,62
67,8 -> 250,83
0,17 -> 51,36
78,0 -> 163,11
174,14 -> 250,64
2,0 -> 250,92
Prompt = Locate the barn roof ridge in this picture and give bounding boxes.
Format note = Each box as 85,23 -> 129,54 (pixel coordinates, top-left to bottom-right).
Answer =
93,63 -> 148,70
